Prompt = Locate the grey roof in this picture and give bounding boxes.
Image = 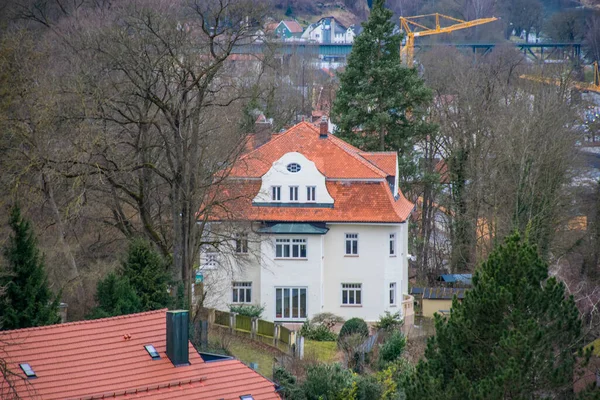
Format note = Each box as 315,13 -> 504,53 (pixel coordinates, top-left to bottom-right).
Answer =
438,274 -> 472,285
422,287 -> 467,300
257,222 -> 329,235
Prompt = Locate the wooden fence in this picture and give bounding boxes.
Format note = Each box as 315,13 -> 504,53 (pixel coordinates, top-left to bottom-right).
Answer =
206,308 -> 297,355
279,326 -> 291,345
214,310 -> 230,327
236,314 -> 252,332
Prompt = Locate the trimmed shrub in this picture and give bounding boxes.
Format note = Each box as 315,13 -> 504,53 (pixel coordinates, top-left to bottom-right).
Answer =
374,311 -> 403,332
310,312 -> 345,330
229,304 -> 264,318
299,320 -> 337,341
339,317 -> 369,340
377,331 -> 406,370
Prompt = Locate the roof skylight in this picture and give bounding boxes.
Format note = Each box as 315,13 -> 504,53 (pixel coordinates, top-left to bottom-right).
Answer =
144,344 -> 161,360
19,363 -> 36,378
240,395 -> 255,400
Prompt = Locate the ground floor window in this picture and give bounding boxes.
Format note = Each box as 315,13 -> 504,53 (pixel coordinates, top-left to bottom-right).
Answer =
275,287 -> 307,319
390,282 -> 397,305
232,281 -> 252,303
341,283 -> 362,305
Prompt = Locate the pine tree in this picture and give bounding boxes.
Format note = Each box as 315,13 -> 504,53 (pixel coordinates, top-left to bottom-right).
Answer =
120,239 -> 171,311
407,233 -> 588,399
0,205 -> 60,329
331,0 -> 434,180
88,273 -> 141,319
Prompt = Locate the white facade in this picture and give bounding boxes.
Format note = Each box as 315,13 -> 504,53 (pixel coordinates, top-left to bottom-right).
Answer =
301,17 -> 352,44
201,150 -> 410,322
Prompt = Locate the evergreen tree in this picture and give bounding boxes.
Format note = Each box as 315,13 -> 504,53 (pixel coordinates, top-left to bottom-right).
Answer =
407,233 -> 588,399
120,239 -> 171,311
0,205 -> 60,329
88,273 -> 141,319
331,0 -> 434,180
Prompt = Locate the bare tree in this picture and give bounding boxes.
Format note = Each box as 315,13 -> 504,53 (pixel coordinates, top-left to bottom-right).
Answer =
419,46 -> 579,273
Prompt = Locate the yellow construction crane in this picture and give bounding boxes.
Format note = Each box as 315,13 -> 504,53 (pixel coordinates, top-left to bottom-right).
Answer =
399,13 -> 498,67
519,61 -> 600,93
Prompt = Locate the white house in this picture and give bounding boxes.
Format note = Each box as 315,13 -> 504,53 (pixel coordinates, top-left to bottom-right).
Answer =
200,119 -> 413,322
301,17 -> 352,44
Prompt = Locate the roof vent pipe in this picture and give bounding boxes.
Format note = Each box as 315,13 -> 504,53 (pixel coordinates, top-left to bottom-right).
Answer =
166,310 -> 190,367
319,116 -> 328,138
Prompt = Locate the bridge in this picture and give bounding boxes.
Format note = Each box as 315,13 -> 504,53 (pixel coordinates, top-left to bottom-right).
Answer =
232,42 -> 582,61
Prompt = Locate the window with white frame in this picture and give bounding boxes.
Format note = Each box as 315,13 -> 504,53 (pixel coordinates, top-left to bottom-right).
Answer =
232,281 -> 252,303
275,238 -> 307,258
307,186 -> 316,202
341,283 -> 362,305
289,186 -> 299,201
203,253 -> 218,269
389,282 -> 397,305
345,233 -> 358,255
271,186 -> 281,201
389,233 -> 396,256
275,287 -> 307,319
235,233 -> 248,254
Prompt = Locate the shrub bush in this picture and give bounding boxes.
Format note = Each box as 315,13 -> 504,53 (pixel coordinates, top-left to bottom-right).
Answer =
229,304 -> 264,318
302,363 -> 355,400
374,311 -> 403,332
310,312 -> 345,330
339,317 -> 369,340
377,331 -> 406,369
299,320 -> 337,341
355,374 -> 384,400
273,365 -> 305,399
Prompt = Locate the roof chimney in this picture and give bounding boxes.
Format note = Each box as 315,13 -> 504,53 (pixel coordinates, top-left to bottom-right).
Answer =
166,310 -> 190,367
319,116 -> 328,138
254,114 -> 272,149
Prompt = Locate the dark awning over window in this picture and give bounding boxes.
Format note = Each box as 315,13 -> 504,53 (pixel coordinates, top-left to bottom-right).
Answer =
257,223 -> 329,235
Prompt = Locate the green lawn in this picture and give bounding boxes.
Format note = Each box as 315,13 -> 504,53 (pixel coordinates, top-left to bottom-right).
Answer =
226,336 -> 278,378
585,338 -> 600,357
304,340 -> 339,362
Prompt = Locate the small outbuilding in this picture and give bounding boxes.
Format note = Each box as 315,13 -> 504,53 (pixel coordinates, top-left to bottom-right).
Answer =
421,287 -> 467,317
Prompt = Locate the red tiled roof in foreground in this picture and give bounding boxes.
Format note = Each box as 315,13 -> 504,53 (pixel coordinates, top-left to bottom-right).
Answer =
0,310 -> 278,400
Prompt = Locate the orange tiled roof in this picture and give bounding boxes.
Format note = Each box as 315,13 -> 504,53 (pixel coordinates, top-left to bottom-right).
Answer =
359,152 -> 397,176
231,122 -> 389,179
282,20 -> 303,33
0,310 -> 278,400
220,122 -> 414,223
212,180 -> 413,223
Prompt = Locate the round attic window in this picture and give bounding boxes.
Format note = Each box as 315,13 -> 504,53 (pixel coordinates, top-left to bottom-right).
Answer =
287,163 -> 301,173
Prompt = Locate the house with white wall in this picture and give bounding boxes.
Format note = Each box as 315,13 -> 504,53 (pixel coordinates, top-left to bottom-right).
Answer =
301,17 -> 352,44
200,119 -> 413,322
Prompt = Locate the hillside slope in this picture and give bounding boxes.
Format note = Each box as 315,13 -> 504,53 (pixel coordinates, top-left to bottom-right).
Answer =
272,0 -> 369,27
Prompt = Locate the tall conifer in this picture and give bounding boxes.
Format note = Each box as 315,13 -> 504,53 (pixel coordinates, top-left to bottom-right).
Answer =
0,205 -> 60,329
408,233 -> 588,399
331,0 -> 434,180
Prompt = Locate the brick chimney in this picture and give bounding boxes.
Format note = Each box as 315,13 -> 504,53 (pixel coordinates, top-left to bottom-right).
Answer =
166,310 -> 190,367
254,114 -> 272,149
319,116 -> 328,138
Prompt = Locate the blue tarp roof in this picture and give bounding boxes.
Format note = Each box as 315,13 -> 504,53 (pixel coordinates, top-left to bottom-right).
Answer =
257,223 -> 329,235
438,274 -> 472,285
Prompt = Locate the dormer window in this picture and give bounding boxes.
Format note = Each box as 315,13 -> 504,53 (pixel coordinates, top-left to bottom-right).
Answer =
289,186 -> 299,201
307,186 -> 316,202
271,186 -> 281,201
287,163 -> 301,173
